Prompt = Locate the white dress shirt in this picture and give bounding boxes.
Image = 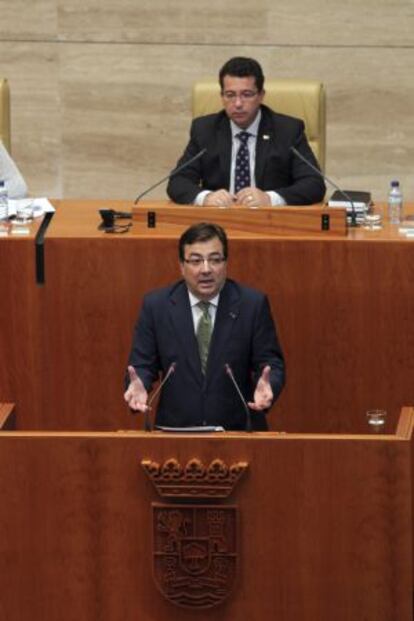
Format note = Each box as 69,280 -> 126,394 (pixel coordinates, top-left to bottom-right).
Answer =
195,110 -> 286,207
188,290 -> 219,333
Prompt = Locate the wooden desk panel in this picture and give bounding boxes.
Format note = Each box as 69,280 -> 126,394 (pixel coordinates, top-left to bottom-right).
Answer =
1,200 -> 414,431
133,204 -> 348,236
0,419 -> 412,621
0,236 -> 44,417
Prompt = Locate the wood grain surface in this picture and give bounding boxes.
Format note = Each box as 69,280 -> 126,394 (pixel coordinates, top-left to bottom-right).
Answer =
0,422 -> 412,620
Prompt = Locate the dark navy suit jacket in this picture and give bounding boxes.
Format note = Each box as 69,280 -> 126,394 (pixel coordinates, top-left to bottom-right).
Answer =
127,279 -> 285,430
167,104 -> 325,205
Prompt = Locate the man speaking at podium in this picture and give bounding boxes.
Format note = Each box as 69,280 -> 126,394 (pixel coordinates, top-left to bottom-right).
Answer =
167,56 -> 325,208
124,222 -> 285,430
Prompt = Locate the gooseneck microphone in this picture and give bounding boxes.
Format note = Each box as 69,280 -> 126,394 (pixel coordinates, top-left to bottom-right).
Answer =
224,363 -> 252,433
134,148 -> 207,204
290,145 -> 358,228
144,362 -> 177,431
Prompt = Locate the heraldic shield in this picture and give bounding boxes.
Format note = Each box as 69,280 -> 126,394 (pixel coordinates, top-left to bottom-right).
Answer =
141,457 -> 248,610
153,504 -> 237,608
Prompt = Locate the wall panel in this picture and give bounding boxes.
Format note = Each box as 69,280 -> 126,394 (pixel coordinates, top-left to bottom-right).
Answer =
0,1 -> 413,201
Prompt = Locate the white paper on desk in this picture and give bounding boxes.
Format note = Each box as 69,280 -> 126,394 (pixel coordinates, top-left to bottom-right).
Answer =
155,425 -> 225,433
8,198 -> 56,218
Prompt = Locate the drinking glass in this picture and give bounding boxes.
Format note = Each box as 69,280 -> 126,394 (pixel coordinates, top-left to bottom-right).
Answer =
363,212 -> 382,231
366,409 -> 387,429
14,199 -> 34,225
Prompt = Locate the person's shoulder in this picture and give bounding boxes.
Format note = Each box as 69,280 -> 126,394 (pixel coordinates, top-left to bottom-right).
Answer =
224,279 -> 266,302
260,104 -> 304,131
144,281 -> 186,305
191,110 -> 228,132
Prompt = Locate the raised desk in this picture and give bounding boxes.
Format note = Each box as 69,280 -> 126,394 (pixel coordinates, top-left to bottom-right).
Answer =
0,200 -> 414,432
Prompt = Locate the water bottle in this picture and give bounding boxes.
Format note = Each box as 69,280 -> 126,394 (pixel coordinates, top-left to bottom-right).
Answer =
0,180 -> 8,221
388,180 -> 403,224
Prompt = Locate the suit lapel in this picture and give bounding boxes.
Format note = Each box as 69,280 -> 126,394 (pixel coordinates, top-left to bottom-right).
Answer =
206,281 -> 241,382
168,280 -> 241,384
168,282 -> 203,384
255,106 -> 275,187
217,114 -> 232,190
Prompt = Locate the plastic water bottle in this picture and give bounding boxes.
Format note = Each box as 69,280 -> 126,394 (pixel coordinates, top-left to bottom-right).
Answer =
388,180 -> 403,224
0,180 -> 8,221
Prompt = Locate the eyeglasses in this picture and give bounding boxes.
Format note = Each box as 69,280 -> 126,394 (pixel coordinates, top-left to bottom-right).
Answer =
183,255 -> 226,268
222,90 -> 259,102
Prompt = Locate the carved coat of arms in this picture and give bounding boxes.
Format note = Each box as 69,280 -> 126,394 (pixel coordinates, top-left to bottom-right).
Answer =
141,457 -> 248,609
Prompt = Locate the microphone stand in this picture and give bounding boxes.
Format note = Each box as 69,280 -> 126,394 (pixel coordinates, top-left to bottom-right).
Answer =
290,146 -> 358,228
225,364 -> 253,433
143,363 -> 177,431
134,148 -> 207,204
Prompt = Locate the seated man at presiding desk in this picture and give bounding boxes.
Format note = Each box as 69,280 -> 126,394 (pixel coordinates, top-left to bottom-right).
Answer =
124,222 -> 285,431
167,56 -> 325,208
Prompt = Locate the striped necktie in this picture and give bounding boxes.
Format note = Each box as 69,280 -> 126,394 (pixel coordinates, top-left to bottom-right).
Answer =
196,301 -> 212,374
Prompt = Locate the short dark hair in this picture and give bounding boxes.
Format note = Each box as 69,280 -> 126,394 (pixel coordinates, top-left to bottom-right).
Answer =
179,222 -> 228,261
219,57 -> 265,93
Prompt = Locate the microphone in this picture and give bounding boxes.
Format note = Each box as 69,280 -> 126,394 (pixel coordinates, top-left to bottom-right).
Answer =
144,362 -> 177,431
134,148 -> 207,204
290,145 -> 358,228
224,363 -> 252,433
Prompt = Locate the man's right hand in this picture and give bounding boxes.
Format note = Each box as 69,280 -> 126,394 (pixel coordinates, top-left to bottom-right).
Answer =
124,366 -> 149,412
203,189 -> 235,207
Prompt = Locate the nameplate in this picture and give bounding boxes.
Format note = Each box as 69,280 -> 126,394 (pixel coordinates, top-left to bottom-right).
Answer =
132,203 -> 348,237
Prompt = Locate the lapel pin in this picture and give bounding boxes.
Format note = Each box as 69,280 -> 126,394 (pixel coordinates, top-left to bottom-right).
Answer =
229,312 -> 237,319
262,134 -> 270,140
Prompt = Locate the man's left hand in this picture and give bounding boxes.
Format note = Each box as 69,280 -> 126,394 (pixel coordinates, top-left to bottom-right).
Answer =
248,365 -> 273,411
235,187 -> 271,207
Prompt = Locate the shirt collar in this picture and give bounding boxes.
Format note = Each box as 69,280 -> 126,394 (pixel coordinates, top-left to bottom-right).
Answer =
188,289 -> 220,308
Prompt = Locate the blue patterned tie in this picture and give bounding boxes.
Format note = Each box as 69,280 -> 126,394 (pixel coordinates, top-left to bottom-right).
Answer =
235,132 -> 251,193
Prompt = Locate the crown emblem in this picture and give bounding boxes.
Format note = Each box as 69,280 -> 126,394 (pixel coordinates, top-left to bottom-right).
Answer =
141,457 -> 248,500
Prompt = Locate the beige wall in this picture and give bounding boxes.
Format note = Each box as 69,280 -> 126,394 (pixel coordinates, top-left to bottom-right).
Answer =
0,1 -> 413,202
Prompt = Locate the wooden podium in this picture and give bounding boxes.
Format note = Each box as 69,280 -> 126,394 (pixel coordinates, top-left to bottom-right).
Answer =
0,404 -> 412,621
